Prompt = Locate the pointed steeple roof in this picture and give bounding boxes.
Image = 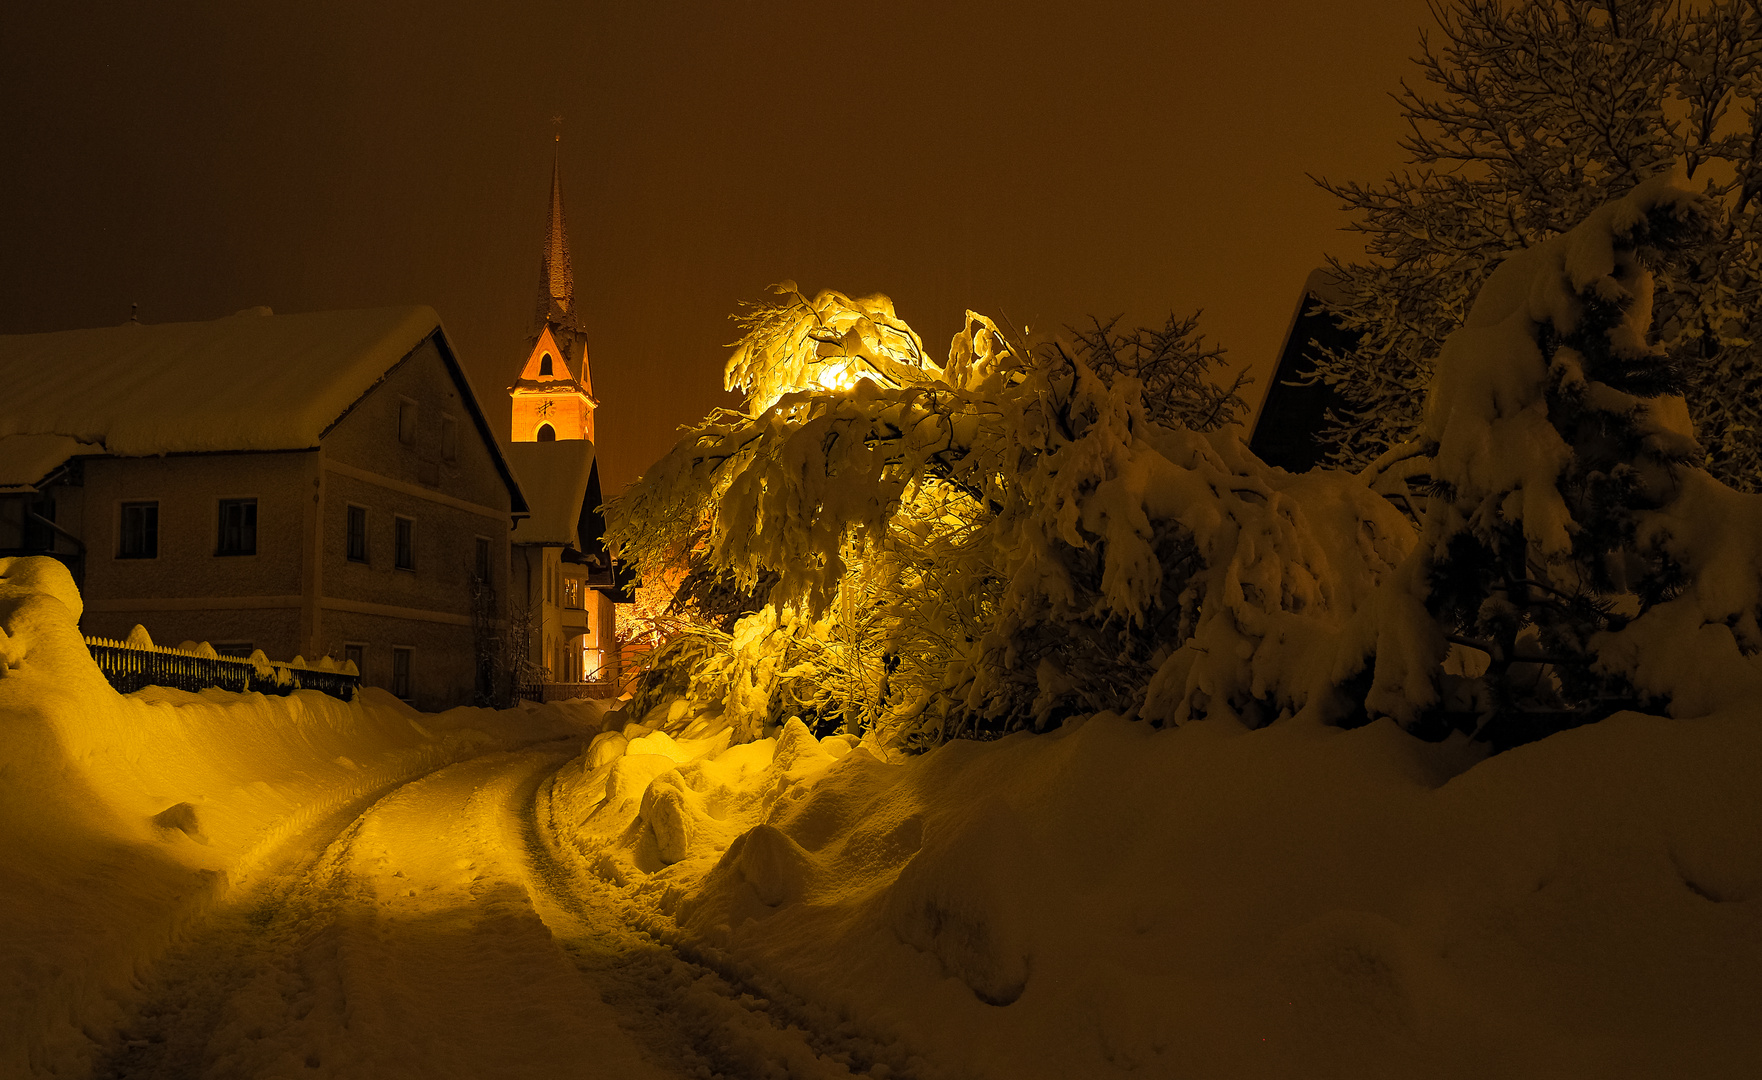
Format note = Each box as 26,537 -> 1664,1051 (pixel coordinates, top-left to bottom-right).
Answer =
539,138 -> 575,322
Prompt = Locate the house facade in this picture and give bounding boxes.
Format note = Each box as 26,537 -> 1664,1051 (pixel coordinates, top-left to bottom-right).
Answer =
0,306 -> 528,711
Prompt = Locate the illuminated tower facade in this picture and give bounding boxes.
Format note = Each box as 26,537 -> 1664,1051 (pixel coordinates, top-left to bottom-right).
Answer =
505,140 -> 626,699
509,144 -> 596,442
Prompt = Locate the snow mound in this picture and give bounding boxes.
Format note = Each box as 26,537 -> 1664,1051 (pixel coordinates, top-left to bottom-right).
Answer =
551,700 -> 1761,1079
883,799 -> 1038,1007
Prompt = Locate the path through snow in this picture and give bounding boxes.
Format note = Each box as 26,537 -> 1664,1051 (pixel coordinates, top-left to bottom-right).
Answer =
92,741 -> 870,1080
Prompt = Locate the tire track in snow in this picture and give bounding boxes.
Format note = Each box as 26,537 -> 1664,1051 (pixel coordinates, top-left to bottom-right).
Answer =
91,747 -> 517,1080
517,770 -> 947,1080
93,740 -> 941,1080
95,744 -> 677,1079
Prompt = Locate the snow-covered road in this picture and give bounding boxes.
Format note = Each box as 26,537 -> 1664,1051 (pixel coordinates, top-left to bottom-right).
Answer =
91,742 -> 862,1080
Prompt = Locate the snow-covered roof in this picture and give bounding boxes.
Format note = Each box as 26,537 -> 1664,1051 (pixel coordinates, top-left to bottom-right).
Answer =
1244,269 -> 1352,445
1301,267 -> 1347,306
0,306 -> 444,457
0,306 -> 530,513
0,433 -> 101,491
505,440 -> 596,546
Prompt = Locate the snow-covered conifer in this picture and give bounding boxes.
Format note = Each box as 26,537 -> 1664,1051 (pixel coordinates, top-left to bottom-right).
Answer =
1350,174 -> 1749,746
1313,0 -> 1762,490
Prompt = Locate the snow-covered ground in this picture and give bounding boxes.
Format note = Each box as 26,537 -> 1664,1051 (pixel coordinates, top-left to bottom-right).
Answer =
91,747 -> 674,1080
0,557 -> 612,1077
0,556 -> 939,1079
4,550 -> 1759,1079
548,706 -> 1761,1079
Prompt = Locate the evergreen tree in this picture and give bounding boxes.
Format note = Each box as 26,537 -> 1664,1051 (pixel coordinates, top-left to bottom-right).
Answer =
1354,176 -> 1726,747
1313,0 -> 1762,490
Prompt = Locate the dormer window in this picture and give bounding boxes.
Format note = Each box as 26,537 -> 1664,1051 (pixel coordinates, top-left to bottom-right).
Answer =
539,353 -> 553,376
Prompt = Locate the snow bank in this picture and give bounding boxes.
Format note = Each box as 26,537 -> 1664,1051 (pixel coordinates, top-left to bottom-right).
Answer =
0,556 -> 609,1079
550,707 -> 1760,1079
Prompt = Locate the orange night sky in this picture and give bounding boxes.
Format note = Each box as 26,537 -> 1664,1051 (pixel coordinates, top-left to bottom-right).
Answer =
0,1 -> 1435,494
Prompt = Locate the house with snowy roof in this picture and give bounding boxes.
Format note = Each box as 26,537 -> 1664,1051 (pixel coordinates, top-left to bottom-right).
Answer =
0,305 -> 529,711
1247,268 -> 1356,472
502,145 -> 631,698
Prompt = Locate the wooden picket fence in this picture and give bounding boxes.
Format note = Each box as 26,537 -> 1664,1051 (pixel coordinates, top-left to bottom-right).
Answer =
84,636 -> 360,702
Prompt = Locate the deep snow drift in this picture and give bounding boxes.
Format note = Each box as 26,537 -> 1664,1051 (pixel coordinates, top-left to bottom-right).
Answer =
0,556 -> 607,1078
549,704 -> 1760,1079
4,526 -> 1760,1080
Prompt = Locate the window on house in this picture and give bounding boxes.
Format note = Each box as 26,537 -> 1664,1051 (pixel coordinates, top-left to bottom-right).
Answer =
119,501 -> 158,559
440,415 -> 458,463
216,498 -> 257,556
536,423 -> 556,442
343,642 -> 365,676
394,516 -> 415,571
474,536 -> 491,584
392,647 -> 412,699
398,399 -> 418,445
563,577 -> 582,609
213,642 -> 254,658
539,353 -> 553,376
346,505 -> 369,562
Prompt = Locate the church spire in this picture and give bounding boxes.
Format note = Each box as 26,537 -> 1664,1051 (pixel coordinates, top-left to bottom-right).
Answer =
539,134 -> 575,323
511,128 -> 597,444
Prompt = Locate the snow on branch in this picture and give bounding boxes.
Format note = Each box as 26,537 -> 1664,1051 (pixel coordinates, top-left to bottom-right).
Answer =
610,287 -> 1422,746
1310,0 -> 1762,490
1344,171 -> 1762,744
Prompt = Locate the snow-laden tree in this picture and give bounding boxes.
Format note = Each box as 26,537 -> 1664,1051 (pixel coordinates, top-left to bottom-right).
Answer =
612,178 -> 1762,752
1313,0 -> 1762,489
608,286 -> 1409,747
1351,174 -> 1762,746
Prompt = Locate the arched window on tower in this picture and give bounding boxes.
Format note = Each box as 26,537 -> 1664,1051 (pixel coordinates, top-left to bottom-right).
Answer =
539,353 -> 554,376
536,423 -> 557,442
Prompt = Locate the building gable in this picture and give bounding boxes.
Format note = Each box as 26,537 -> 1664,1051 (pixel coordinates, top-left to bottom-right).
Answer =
323,334 -> 527,517
516,326 -> 575,384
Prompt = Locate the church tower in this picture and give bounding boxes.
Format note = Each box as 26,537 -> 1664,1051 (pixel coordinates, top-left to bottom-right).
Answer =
504,136 -> 626,700
510,139 -> 597,443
